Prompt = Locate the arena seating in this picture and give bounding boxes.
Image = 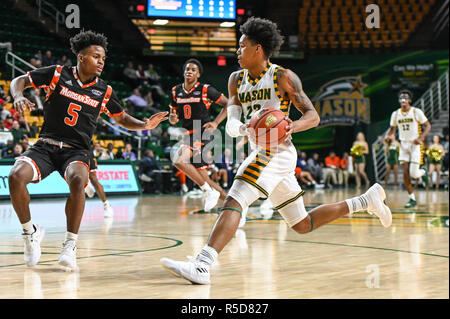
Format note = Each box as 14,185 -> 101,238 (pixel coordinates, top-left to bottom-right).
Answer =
298,0 -> 435,52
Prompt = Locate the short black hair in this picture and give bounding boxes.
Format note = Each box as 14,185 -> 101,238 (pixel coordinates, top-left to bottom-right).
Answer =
398,89 -> 413,100
69,30 -> 108,55
183,58 -> 203,75
239,17 -> 284,58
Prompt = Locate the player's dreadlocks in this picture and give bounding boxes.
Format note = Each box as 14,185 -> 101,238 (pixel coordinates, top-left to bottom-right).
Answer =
183,58 -> 203,75
69,30 -> 108,55
239,17 -> 284,58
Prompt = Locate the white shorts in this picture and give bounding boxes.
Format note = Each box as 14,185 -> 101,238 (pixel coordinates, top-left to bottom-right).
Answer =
399,141 -> 423,165
228,144 -> 308,227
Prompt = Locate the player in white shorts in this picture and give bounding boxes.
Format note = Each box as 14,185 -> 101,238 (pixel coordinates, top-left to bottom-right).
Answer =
160,17 -> 392,285
385,89 -> 431,208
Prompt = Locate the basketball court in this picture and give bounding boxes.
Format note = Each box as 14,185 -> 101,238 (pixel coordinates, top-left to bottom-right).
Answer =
0,188 -> 447,299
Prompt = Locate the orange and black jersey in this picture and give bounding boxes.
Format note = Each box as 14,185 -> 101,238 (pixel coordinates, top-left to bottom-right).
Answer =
169,82 -> 224,131
27,65 -> 124,150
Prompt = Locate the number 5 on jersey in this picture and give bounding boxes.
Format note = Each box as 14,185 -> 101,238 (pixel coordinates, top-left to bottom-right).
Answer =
64,102 -> 82,126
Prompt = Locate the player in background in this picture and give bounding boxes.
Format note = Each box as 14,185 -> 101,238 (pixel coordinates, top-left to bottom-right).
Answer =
169,58 -> 228,212
385,89 -> 431,208
161,17 -> 392,285
84,148 -> 114,218
8,30 -> 168,270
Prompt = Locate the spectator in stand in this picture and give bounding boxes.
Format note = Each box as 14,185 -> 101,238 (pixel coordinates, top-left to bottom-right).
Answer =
160,130 -> 172,158
17,115 -> 33,137
298,151 -> 311,171
136,64 -> 147,87
0,105 -> 12,121
122,143 -> 137,161
144,90 -> 162,115
20,135 -> 30,152
123,61 -> 139,87
29,58 -> 42,68
307,152 -> 323,183
295,150 -> 320,188
0,119 -> 13,152
10,120 -> 27,144
93,143 -> 110,160
57,55 -> 72,67
145,63 -> 162,86
124,88 -> 159,115
0,85 -> 10,105
144,91 -> 157,110
33,50 -> 43,64
29,121 -> 39,138
12,143 -> 24,157
4,115 -> 14,130
0,119 -> 8,132
41,50 -> 55,67
138,149 -> 162,193
340,152 -> 356,187
4,143 -> 23,158
323,151 -> 340,188
105,142 -> 115,159
294,165 -> 319,188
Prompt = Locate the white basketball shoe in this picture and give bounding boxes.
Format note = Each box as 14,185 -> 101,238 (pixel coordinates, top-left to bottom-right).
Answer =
204,188 -> 220,212
23,225 -> 45,267
161,257 -> 211,285
58,240 -> 77,270
85,183 -> 95,198
103,201 -> 114,218
364,183 -> 392,228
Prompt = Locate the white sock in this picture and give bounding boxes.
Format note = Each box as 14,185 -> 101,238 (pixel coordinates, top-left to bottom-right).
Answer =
195,245 -> 218,266
345,194 -> 369,214
409,193 -> 416,201
200,183 -> 212,192
65,231 -> 78,242
22,221 -> 34,234
103,200 -> 110,206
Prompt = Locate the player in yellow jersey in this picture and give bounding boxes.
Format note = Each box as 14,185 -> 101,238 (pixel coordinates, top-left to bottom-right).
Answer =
385,89 -> 431,208
161,17 -> 392,285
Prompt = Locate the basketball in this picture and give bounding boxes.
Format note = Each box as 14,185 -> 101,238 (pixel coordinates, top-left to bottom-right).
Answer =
248,107 -> 289,148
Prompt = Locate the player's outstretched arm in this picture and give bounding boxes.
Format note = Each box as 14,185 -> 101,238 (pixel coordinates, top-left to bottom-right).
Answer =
113,111 -> 168,131
277,68 -> 320,135
10,75 -> 36,113
225,71 -> 247,138
203,95 -> 229,131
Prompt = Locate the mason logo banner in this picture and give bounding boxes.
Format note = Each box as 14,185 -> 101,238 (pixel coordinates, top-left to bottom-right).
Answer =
312,76 -> 370,127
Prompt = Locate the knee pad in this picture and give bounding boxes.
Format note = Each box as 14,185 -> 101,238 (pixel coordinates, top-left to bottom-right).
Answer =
227,179 -> 261,211
277,196 -> 308,228
409,163 -> 423,179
